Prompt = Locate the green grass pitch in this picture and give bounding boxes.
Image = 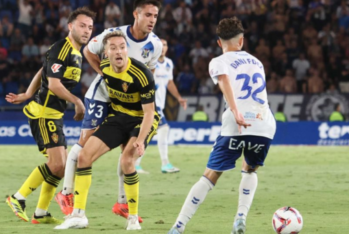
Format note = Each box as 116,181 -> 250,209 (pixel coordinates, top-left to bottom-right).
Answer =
0,145 -> 348,234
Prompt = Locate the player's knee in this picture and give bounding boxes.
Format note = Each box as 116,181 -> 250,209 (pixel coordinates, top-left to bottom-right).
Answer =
77,149 -> 93,167
47,161 -> 65,177
120,154 -> 134,173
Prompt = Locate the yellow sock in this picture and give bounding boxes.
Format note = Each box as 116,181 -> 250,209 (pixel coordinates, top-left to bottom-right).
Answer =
74,167 -> 92,210
18,164 -> 47,198
37,180 -> 59,211
124,171 -> 139,215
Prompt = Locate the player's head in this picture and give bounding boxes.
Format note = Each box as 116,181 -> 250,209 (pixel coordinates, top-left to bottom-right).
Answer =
216,17 -> 244,51
103,31 -> 128,70
133,0 -> 162,34
160,39 -> 168,58
68,7 -> 96,46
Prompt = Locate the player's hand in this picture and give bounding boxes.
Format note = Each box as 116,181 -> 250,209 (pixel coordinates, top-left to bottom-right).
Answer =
232,110 -> 251,134
74,99 -> 85,121
5,93 -> 29,104
178,97 -> 187,110
133,140 -> 145,156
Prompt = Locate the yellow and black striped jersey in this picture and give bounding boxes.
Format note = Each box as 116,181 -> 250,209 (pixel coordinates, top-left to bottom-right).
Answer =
101,57 -> 158,118
24,37 -> 82,119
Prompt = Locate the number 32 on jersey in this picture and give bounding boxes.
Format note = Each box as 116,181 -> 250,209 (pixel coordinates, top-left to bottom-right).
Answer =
236,72 -> 266,104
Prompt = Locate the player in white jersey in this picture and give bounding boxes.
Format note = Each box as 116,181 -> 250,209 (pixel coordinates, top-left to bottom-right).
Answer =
168,17 -> 276,234
54,0 -> 163,224
135,38 -> 187,173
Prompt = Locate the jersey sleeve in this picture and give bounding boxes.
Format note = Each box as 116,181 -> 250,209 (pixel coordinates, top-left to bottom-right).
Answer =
148,39 -> 163,70
209,58 -> 230,85
45,43 -> 68,79
137,68 -> 156,104
87,29 -> 112,55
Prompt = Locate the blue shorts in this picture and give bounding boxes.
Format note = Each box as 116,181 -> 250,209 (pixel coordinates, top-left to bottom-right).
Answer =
81,98 -> 109,129
157,107 -> 168,127
207,135 -> 272,171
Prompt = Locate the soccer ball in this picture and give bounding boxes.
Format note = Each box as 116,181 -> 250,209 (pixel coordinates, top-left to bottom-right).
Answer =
272,206 -> 303,234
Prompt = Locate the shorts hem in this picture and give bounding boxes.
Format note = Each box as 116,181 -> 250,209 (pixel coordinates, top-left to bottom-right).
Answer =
206,166 -> 236,172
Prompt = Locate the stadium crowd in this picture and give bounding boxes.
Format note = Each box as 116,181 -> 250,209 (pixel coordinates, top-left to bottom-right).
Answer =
1,0 -> 349,105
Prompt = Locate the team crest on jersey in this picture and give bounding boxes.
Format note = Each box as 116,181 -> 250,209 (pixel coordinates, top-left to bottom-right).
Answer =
122,82 -> 129,92
51,63 -> 62,73
141,48 -> 150,58
256,113 -> 263,120
51,133 -> 59,143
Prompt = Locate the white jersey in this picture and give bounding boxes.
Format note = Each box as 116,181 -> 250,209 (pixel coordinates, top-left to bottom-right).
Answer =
85,25 -> 163,101
154,57 -> 174,110
209,51 -> 276,139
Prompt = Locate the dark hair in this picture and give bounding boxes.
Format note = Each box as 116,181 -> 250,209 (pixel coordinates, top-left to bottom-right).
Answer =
216,17 -> 244,40
335,103 -> 341,110
103,31 -> 127,47
133,0 -> 162,11
68,6 -> 96,23
277,104 -> 284,112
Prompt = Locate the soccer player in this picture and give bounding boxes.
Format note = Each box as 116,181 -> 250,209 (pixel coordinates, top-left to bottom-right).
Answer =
55,0 -> 163,222
168,17 -> 276,234
135,38 -> 187,173
5,7 -> 95,224
55,30 -> 159,230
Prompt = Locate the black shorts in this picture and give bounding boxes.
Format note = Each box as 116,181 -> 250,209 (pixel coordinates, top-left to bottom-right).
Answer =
93,113 -> 159,150
29,118 -> 67,155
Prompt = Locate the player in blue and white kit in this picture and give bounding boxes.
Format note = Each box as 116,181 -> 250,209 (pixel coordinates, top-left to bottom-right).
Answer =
55,0 -> 163,223
168,17 -> 276,234
135,38 -> 187,173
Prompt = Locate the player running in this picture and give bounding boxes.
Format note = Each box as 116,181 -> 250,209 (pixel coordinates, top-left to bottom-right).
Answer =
168,17 -> 276,234
55,0 -> 163,223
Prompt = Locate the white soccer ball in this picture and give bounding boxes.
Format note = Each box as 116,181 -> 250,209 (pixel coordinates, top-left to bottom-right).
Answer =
272,206 -> 303,234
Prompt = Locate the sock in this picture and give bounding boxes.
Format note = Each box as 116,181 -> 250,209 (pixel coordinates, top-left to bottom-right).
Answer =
62,144 -> 81,195
117,154 -> 127,203
74,167 -> 92,212
124,171 -> 139,215
174,176 -> 214,231
16,163 -> 48,199
37,179 -> 60,213
135,156 -> 142,167
236,171 -> 258,220
157,125 -> 170,166
35,208 -> 47,217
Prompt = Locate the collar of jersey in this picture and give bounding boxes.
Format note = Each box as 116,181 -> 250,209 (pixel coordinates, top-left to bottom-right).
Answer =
65,36 -> 81,56
108,57 -> 131,77
127,25 -> 149,43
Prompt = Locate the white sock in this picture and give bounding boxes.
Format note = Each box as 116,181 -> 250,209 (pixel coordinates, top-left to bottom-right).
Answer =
62,144 -> 81,195
35,208 -> 47,216
174,176 -> 214,232
117,154 -> 127,203
135,155 -> 143,167
14,192 -> 26,200
236,171 -> 258,220
157,125 -> 169,166
72,208 -> 85,217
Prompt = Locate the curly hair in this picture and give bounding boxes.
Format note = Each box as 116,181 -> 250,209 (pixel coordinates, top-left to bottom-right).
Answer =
216,17 -> 244,40
68,6 -> 96,23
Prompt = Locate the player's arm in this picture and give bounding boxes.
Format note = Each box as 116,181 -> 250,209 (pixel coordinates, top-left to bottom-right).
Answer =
48,78 -> 85,121
167,80 -> 187,110
83,46 -> 103,76
5,67 -> 43,104
217,74 -> 251,133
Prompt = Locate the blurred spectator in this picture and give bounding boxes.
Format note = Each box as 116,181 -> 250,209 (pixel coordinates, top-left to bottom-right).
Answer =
329,103 -> 345,121
22,37 -> 40,58
17,0 -> 33,36
0,16 -> 14,44
0,51 -> 10,81
59,0 -> 72,15
81,66 -> 97,97
105,1 -> 121,24
33,2 -> 45,26
192,105 -> 208,121
307,68 -> 324,94
318,23 -> 335,62
104,15 -> 118,28
272,40 -> 286,61
58,10 -> 70,37
274,104 -> 287,122
40,38 -> 51,58
267,72 -> 279,93
292,53 -> 310,91
18,71 -> 32,93
10,28 -> 25,53
189,41 -> 208,65
176,64 -> 196,94
173,0 -> 192,35
336,0 -> 349,19
0,42 -> 8,58
206,40 -> 221,57
279,69 -> 297,93
255,38 -> 270,59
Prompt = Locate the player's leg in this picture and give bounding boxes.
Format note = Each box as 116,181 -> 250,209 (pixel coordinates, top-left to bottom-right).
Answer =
56,97 -> 109,214
232,135 -> 272,234
169,135 -> 242,233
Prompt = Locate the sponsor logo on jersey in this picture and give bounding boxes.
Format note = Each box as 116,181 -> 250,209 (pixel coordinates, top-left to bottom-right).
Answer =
256,113 -> 263,120
51,63 -> 62,73
140,89 -> 155,99
91,119 -> 97,127
51,133 -> 59,143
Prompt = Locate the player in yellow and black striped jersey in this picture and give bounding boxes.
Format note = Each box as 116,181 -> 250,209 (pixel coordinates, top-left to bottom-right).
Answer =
5,7 -> 95,225
56,31 -> 158,230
